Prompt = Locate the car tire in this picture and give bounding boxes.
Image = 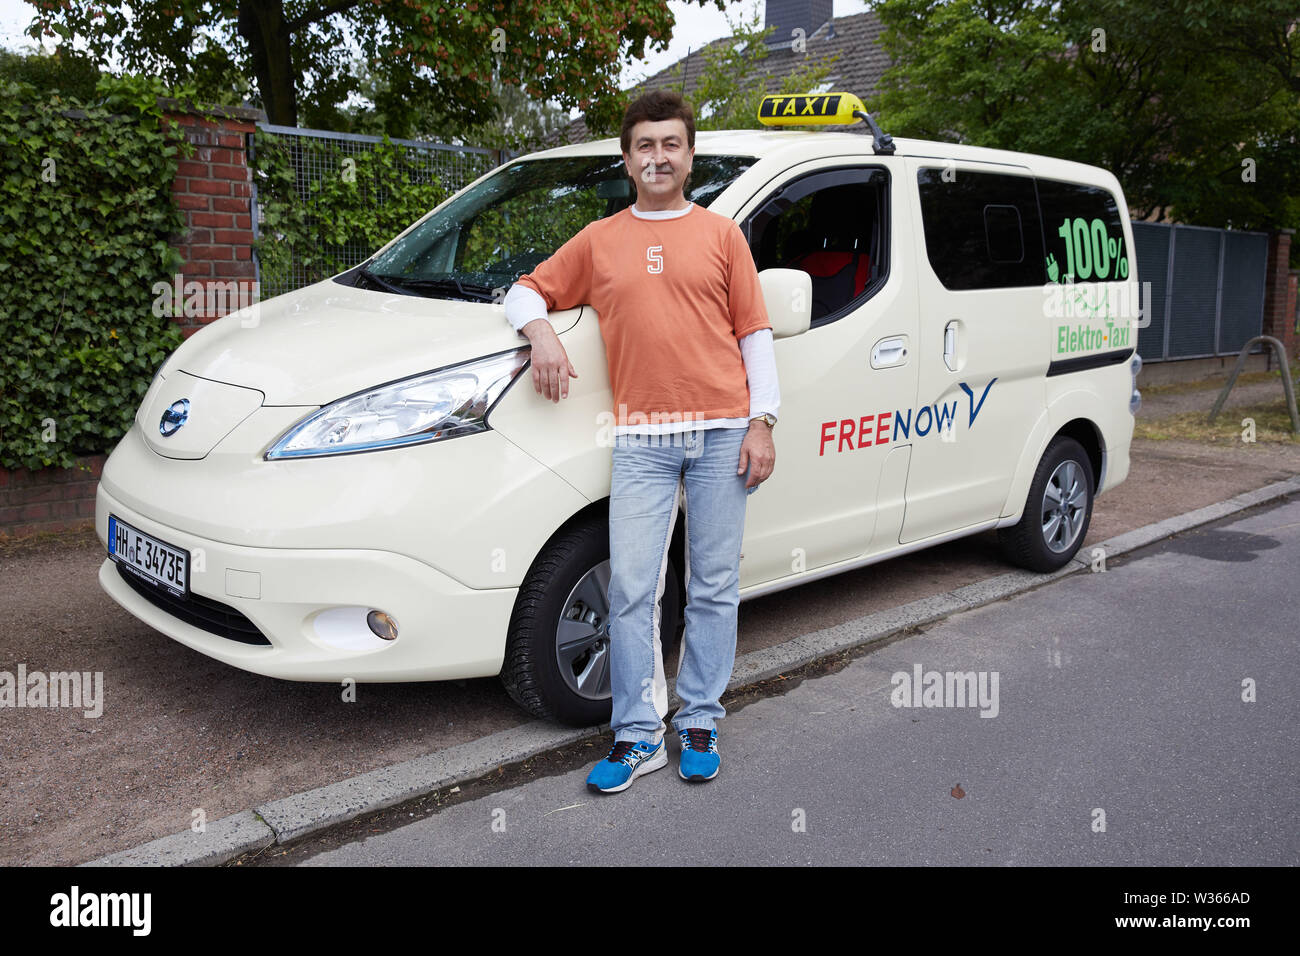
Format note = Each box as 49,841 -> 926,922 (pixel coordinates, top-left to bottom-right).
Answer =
997,436 -> 1095,573
500,514 -> 683,726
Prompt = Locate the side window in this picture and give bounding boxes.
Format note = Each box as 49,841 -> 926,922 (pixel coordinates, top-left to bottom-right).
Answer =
743,167 -> 889,326
1036,179 -> 1130,284
917,168 -> 1045,290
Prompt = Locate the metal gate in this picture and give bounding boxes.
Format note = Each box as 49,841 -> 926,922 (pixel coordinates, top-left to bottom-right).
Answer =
250,125 -> 503,297
1131,222 -> 1269,361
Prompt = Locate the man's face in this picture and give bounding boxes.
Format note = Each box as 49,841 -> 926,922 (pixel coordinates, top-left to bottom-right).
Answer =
622,118 -> 694,203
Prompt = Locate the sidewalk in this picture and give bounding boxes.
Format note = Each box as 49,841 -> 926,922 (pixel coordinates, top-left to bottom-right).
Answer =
2,375 -> 1296,866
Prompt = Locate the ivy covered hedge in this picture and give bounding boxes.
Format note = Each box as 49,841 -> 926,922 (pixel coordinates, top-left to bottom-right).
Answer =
250,131 -> 464,297
0,75 -> 189,472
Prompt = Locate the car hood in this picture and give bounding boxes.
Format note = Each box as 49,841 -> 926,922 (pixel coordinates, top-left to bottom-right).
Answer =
164,279 -> 578,406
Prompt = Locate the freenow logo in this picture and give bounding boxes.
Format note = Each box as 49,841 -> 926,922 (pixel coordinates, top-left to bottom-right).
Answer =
819,379 -> 996,456
890,663 -> 1000,718
50,886 -> 151,936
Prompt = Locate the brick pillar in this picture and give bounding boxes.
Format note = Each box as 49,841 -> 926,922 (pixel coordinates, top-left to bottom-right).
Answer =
1262,228 -> 1296,361
159,100 -> 265,338
1288,270 -> 1298,345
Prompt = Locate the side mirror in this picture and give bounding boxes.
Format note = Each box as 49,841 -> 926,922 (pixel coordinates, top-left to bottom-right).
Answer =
758,268 -> 812,339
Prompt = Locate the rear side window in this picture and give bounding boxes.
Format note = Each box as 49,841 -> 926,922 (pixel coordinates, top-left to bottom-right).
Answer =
1036,179 -> 1130,284
917,168 -> 1045,290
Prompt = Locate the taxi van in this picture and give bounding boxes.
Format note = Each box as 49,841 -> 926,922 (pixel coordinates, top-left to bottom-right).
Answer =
96,93 -> 1141,725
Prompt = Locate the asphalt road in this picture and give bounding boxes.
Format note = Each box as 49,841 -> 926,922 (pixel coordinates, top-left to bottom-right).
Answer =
297,497 -> 1300,866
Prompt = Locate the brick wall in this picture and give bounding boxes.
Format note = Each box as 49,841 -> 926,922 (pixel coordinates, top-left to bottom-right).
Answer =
1,102 -> 263,542
0,456 -> 104,538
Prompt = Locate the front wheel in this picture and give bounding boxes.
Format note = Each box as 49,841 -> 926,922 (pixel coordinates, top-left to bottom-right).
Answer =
500,514 -> 682,726
997,436 -> 1095,572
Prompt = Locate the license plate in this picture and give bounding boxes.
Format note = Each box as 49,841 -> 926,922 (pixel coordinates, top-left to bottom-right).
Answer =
108,514 -> 189,598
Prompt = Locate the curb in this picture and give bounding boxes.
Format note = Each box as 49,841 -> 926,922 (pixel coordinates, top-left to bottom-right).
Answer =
81,475 -> 1300,867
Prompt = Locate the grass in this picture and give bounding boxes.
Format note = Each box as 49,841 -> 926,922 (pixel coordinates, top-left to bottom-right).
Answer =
1138,368 -> 1294,397
1135,398 -> 1300,444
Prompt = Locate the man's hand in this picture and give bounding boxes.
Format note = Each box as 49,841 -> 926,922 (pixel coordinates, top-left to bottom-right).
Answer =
737,421 -> 775,489
521,318 -> 578,402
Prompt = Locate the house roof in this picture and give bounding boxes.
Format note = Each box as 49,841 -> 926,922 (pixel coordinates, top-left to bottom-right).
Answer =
545,9 -> 891,148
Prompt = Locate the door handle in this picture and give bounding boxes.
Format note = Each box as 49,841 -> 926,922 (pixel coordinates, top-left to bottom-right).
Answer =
871,336 -> 908,368
943,321 -> 958,371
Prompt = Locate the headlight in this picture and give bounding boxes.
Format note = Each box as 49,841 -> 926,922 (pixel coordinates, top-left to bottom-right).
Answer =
264,348 -> 529,459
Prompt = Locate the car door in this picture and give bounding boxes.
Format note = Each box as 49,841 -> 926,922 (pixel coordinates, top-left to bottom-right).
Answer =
899,159 -> 1049,544
731,158 -> 920,588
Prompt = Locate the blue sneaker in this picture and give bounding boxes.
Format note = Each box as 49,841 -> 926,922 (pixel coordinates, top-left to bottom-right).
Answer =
586,738 -> 667,793
677,728 -> 720,781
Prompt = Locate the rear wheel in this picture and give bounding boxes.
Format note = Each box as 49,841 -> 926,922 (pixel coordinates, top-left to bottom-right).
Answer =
500,514 -> 682,726
997,436 -> 1095,572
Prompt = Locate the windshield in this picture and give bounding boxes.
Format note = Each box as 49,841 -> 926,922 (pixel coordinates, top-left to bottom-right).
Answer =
361,154 -> 756,299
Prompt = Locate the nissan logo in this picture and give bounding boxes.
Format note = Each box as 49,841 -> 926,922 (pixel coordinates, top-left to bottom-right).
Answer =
159,398 -> 190,437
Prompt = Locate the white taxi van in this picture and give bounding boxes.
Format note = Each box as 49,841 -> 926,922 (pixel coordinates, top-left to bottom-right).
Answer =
96,93 -> 1141,725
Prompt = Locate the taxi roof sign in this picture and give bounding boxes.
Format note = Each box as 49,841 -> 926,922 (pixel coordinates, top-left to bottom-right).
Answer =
757,92 -> 866,126
757,91 -> 896,156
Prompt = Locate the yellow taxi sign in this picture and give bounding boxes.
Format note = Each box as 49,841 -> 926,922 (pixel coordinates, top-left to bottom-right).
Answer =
757,92 -> 866,126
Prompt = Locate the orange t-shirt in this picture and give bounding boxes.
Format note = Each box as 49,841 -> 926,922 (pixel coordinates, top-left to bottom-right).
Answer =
516,203 -> 771,425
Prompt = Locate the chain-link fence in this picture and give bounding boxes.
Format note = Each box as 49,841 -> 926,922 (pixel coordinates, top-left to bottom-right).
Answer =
250,124 -> 503,298
1132,222 -> 1269,362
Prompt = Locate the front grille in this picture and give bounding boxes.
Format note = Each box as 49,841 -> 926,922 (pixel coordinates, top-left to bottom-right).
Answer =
114,560 -> 272,646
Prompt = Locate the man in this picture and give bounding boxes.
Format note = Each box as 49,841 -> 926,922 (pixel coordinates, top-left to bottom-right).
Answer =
503,90 -> 780,793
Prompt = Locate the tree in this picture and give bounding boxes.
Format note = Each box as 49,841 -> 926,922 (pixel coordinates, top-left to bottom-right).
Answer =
0,47 -> 102,100
313,57 -> 571,153
662,7 -> 839,132
21,0 -> 726,135
871,0 -> 1300,232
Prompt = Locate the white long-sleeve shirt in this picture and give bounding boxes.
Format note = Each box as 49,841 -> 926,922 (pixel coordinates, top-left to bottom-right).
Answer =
503,202 -> 780,435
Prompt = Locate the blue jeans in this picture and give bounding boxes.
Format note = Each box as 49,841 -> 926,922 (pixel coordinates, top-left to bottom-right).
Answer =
607,425 -> 753,744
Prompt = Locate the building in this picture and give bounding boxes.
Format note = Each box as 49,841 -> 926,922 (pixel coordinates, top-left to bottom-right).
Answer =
548,0 -> 891,146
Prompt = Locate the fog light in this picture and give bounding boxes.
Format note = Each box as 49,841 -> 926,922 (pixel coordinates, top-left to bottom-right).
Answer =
367,610 -> 399,641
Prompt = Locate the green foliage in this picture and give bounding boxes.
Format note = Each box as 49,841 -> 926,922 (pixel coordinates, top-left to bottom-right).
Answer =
458,180 -> 605,275
0,74 -> 189,472
250,130 -> 465,295
671,7 -> 839,133
21,0 -> 728,131
872,0 -> 1300,232
307,61 -> 571,155
0,47 -> 102,100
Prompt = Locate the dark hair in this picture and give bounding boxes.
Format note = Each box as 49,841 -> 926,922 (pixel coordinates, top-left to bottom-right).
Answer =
620,89 -> 696,155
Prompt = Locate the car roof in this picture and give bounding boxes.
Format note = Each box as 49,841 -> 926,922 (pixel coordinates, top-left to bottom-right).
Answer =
523,129 -> 1118,190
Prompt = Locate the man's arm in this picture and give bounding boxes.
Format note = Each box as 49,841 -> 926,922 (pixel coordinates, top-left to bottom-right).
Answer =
739,328 -> 780,422
502,226 -> 594,401
725,221 -> 774,341
504,283 -> 555,337
727,222 -> 779,487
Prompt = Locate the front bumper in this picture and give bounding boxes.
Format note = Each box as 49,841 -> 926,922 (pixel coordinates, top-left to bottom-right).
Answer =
97,483 -> 517,681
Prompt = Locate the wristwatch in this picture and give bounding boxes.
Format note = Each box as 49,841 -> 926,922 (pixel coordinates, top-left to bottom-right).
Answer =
750,413 -> 777,430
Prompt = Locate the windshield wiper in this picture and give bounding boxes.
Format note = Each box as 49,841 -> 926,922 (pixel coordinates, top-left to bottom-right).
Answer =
357,265 -> 414,296
386,277 -> 500,303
